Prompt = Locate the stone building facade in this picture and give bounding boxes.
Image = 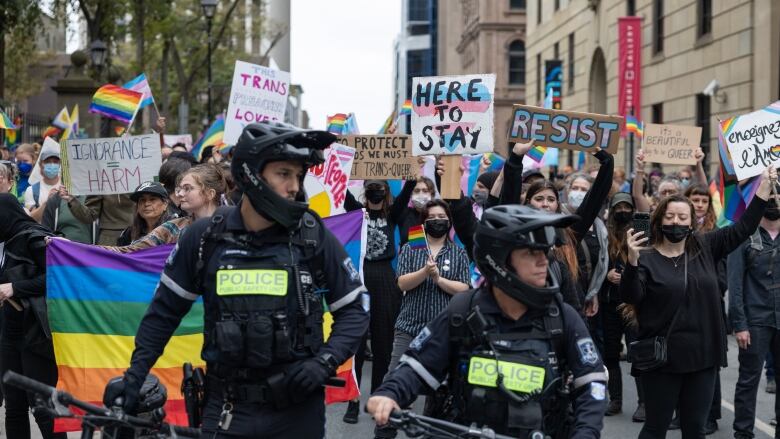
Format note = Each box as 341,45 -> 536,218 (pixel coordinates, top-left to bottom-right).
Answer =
438,0 -> 528,154
524,0 -> 780,175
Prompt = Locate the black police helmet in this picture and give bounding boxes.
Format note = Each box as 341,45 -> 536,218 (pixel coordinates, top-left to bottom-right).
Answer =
473,205 -> 579,309
231,122 -> 335,229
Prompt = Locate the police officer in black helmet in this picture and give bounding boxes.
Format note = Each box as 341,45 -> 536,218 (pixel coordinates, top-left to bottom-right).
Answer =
368,205 -> 607,439
103,122 -> 369,438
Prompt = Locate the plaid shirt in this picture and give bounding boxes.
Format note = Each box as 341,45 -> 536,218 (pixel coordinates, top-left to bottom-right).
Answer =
394,240 -> 470,337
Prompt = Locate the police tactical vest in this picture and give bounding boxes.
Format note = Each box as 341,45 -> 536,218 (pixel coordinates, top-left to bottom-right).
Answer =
446,289 -> 569,437
195,209 -> 326,372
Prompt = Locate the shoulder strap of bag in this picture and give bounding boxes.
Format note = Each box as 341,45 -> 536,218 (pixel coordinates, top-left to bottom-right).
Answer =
663,252 -> 688,339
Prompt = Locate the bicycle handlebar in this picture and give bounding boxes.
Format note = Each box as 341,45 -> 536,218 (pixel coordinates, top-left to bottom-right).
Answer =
3,371 -> 200,438
387,409 -> 518,439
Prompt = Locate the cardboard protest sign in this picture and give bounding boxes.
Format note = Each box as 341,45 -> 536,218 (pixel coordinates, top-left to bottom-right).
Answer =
642,123 -> 701,165
305,144 -> 355,218
224,60 -> 290,145
334,135 -> 417,179
63,134 -> 162,195
411,74 -> 495,156
163,134 -> 193,150
721,101 -> 780,181
509,105 -> 623,154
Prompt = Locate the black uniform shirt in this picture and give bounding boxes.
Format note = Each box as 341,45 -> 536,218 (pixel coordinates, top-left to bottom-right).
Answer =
374,288 -> 607,439
127,205 -> 368,383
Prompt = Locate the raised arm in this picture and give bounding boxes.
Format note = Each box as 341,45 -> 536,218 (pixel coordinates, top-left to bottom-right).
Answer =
633,149 -> 651,213
571,150 -> 613,244
500,141 -> 534,205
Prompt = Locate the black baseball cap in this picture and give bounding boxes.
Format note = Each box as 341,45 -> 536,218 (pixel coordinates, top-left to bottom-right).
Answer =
610,192 -> 635,209
130,181 -> 169,202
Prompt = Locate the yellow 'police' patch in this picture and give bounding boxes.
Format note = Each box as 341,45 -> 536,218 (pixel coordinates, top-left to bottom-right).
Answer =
467,357 -> 546,393
216,270 -> 288,296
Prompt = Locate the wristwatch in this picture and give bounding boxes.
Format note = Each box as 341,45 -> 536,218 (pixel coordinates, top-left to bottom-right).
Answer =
317,352 -> 338,374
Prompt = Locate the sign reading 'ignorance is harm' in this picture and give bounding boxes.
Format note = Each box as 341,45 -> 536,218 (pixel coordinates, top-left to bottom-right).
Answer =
65,134 -> 162,195
509,105 -> 623,154
335,135 -> 417,179
642,123 -> 701,165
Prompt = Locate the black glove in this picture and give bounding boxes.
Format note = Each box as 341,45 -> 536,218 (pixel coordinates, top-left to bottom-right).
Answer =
103,373 -> 141,414
286,356 -> 335,396
593,149 -> 612,164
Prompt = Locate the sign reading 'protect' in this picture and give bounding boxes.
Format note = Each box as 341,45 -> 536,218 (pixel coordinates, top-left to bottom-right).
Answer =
216,269 -> 288,296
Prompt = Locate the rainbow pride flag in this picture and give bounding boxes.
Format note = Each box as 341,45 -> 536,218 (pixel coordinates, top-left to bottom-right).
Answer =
89,84 -> 143,123
42,126 -> 62,140
191,116 -> 225,161
326,113 -> 349,134
0,109 -> 16,130
527,146 -> 547,162
408,224 -> 428,250
399,99 -> 412,116
47,240 -> 202,432
719,162 -> 746,222
626,114 -> 643,137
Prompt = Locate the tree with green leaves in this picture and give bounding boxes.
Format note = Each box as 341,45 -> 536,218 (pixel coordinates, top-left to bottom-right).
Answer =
0,0 -> 42,102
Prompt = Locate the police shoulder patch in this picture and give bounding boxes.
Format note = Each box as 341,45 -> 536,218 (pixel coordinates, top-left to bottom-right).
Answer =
409,327 -> 432,351
590,382 -> 606,401
576,337 -> 599,366
342,258 -> 360,282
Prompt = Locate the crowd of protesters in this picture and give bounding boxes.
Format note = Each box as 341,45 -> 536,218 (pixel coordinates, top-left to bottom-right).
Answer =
0,114 -> 779,439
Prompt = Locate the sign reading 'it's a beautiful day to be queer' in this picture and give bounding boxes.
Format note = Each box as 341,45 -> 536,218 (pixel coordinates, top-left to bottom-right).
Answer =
720,101 -> 780,181
411,74 -> 496,156
224,60 -> 290,145
64,134 -> 162,195
509,105 -> 623,154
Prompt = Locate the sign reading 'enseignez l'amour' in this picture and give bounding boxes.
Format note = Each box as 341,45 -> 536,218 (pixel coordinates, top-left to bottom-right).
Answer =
508,105 -> 623,154
721,101 -> 780,181
65,134 -> 161,195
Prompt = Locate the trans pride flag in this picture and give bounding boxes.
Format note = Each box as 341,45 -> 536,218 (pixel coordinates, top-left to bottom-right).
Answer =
47,211 -> 367,431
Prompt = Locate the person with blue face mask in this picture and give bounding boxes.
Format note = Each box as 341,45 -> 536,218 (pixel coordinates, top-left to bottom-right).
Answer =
24,150 -> 61,222
13,143 -> 36,199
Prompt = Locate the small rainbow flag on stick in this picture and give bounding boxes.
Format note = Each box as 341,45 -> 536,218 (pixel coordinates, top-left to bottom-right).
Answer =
326,113 -> 349,134
626,114 -> 643,137
527,146 -> 547,163
399,99 -> 413,116
407,224 -> 428,252
0,110 -> 17,130
89,84 -> 143,123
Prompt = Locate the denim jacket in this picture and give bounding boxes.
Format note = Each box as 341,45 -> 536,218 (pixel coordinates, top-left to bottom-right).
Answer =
728,227 -> 780,332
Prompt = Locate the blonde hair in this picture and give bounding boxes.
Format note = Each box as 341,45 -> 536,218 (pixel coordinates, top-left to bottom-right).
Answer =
176,163 -> 228,205
14,143 -> 37,162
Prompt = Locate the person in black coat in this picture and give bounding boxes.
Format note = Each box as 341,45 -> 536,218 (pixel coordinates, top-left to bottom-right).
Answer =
0,193 -> 66,439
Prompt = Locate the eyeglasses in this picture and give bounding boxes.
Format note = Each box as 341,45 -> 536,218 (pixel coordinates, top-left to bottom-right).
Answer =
174,185 -> 198,195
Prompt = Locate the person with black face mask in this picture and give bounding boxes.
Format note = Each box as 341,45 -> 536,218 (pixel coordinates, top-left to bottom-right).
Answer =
375,199 -> 471,439
598,193 -> 646,420
620,167 -> 777,439
341,180 -> 409,423
729,185 -> 780,439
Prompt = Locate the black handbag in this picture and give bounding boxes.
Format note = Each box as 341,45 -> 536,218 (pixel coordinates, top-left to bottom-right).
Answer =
628,252 -> 687,372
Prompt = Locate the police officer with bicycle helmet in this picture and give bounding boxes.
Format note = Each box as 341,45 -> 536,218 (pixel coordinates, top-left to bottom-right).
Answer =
368,205 -> 607,438
104,122 -> 369,438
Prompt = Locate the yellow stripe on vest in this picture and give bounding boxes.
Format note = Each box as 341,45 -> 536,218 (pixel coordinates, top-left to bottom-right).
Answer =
467,357 -> 546,394
216,269 -> 288,296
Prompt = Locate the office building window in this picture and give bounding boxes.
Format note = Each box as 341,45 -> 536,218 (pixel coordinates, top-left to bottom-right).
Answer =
510,0 -> 526,9
653,0 -> 664,54
627,0 -> 636,15
568,33 -> 575,91
555,0 -> 560,11
508,41 -> 526,85
651,103 -> 663,123
697,0 -> 712,37
696,94 -> 711,164
409,0 -> 428,22
406,49 -> 430,99
537,0 -> 542,24
553,42 -> 559,60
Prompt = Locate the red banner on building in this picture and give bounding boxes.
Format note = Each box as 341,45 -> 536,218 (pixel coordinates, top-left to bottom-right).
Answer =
618,17 -> 642,134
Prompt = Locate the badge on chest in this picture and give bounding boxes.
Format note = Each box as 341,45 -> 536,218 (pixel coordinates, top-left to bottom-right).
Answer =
216,269 -> 289,296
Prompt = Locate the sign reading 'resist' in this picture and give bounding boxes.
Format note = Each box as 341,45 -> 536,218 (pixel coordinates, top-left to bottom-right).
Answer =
509,105 -> 623,154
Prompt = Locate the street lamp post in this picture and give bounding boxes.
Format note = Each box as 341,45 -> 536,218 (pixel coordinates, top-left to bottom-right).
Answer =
201,0 -> 218,121
89,40 -> 110,137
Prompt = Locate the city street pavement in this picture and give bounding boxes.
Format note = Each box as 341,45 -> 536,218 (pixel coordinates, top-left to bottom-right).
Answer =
5,334 -> 777,438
